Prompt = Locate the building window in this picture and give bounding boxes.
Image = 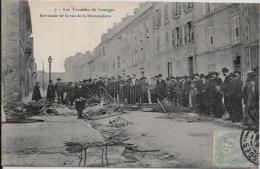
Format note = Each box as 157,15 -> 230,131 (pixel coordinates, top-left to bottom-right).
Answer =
144,21 -> 150,38
176,27 -> 182,46
205,3 -> 214,15
208,63 -> 216,71
103,46 -> 105,56
231,15 -> 240,44
107,61 -> 109,72
184,21 -> 194,44
135,50 -> 139,64
187,2 -> 193,10
140,32 -> 143,42
164,4 -> 169,23
140,48 -> 145,63
165,31 -> 169,49
117,56 -> 120,68
171,29 -> 175,47
112,59 -> 115,70
175,2 -> 181,17
156,36 -> 160,51
155,9 -> 161,27
207,26 -> 214,51
176,59 -> 180,68
131,55 -> 134,66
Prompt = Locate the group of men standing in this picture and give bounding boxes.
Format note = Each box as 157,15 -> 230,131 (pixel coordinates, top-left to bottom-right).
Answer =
32,66 -> 258,125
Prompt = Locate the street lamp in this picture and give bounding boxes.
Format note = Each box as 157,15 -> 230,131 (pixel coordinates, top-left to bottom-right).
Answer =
48,56 -> 52,82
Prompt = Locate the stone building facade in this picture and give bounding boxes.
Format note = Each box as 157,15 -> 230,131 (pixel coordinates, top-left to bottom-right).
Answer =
65,2 -> 259,81
64,51 -> 91,82
2,0 -> 36,107
36,71 -> 65,89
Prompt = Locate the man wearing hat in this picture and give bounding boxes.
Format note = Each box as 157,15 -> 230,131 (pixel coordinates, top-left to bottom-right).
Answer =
66,81 -> 75,106
222,69 -> 233,119
196,74 -> 208,115
47,80 -> 56,102
32,82 -> 42,102
155,74 -> 167,101
229,71 -> 243,122
55,78 -> 65,104
243,71 -> 258,126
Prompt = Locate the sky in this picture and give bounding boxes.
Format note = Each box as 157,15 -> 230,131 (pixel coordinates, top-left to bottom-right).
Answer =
29,0 -> 140,72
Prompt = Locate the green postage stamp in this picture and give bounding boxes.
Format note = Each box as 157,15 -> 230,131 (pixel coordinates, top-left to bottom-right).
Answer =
213,130 -> 258,167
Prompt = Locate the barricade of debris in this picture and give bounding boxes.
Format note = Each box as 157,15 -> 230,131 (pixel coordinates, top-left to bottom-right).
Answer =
44,103 -> 76,116
82,89 -> 126,120
82,102 -> 125,120
3,101 -> 48,122
108,117 -> 132,128
158,98 -> 191,113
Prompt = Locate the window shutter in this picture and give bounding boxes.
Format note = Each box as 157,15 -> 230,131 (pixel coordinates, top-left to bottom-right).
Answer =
172,3 -> 176,18
235,15 -> 240,43
172,29 -> 175,47
164,5 -> 168,22
153,13 -> 156,29
231,16 -> 236,44
209,3 -> 214,12
191,22 -> 194,42
180,26 -> 182,45
158,9 -> 161,26
203,4 -> 207,15
207,27 -> 210,44
184,24 -> 187,44
182,3 -> 187,13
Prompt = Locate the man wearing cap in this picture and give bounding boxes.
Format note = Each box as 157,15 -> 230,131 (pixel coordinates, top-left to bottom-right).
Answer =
47,80 -> 56,102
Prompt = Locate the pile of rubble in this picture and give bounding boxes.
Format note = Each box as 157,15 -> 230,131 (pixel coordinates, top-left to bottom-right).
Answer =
108,117 -> 132,128
82,105 -> 107,117
82,101 -> 125,120
44,103 -> 76,116
4,101 -> 47,121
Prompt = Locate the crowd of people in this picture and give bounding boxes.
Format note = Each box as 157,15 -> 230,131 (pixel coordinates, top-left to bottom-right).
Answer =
32,67 -> 259,126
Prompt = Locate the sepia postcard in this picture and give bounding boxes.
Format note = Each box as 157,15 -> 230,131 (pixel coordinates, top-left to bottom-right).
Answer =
1,0 -> 259,168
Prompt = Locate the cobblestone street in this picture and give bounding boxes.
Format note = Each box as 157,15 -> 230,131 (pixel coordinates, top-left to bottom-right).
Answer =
2,105 -> 246,167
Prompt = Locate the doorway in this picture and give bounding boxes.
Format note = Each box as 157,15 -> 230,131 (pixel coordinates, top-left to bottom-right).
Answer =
188,56 -> 193,75
167,62 -> 172,77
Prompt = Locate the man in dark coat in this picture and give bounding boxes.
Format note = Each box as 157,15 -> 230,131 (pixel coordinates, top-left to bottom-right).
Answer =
97,77 -> 105,98
212,72 -> 224,118
229,71 -> 243,122
140,77 -> 149,103
55,78 -> 64,104
74,83 -> 86,119
32,82 -> 42,102
156,74 -> 167,101
206,72 -> 217,116
47,80 -> 55,102
221,68 -> 232,117
66,82 -> 75,106
197,74 -> 209,116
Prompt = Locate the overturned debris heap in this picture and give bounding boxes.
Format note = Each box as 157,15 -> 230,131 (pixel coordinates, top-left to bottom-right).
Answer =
3,101 -> 48,122
109,117 -> 132,128
82,88 -> 126,120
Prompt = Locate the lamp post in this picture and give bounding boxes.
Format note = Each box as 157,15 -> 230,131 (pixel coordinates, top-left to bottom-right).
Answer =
48,56 -> 52,82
